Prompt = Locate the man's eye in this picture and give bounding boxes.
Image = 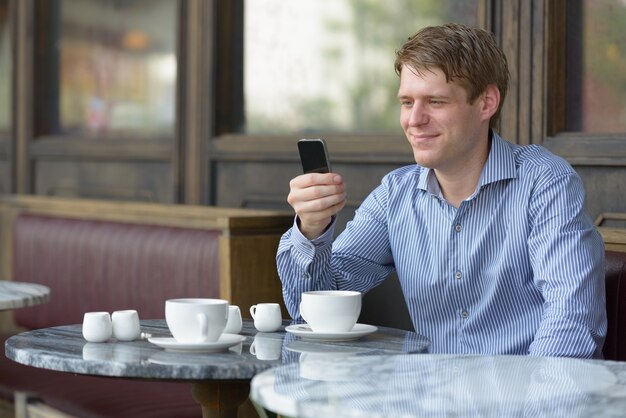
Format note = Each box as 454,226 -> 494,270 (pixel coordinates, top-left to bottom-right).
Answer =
430,100 -> 445,105
400,101 -> 413,107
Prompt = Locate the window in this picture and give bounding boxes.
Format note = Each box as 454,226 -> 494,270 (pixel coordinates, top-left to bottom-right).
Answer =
0,0 -> 10,134
565,0 -> 626,134
34,0 -> 177,138
242,0 -> 481,135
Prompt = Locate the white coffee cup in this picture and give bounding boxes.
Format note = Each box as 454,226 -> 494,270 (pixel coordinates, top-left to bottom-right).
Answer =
82,312 -> 113,343
250,303 -> 282,332
249,333 -> 282,360
111,310 -> 141,341
224,305 -> 243,334
299,290 -> 362,333
165,298 -> 229,343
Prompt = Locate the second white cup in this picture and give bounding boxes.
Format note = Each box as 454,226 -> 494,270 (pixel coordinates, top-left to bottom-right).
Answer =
250,303 -> 282,332
112,309 -> 141,341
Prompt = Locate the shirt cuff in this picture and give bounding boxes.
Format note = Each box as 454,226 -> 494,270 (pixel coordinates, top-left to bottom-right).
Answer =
291,215 -> 336,258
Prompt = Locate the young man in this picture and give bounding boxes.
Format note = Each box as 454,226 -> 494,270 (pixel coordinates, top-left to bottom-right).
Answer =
277,23 -> 606,358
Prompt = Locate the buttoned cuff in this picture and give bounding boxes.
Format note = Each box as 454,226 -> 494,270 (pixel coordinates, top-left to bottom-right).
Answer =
290,216 -> 336,260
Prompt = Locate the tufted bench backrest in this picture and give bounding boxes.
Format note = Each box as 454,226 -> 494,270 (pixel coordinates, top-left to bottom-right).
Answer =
0,195 -> 293,333
12,214 -> 222,329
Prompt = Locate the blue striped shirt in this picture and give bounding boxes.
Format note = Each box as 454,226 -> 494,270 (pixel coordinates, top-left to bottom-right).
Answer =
277,132 -> 607,358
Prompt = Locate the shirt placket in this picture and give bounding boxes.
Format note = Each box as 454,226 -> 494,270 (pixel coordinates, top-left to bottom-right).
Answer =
450,204 -> 470,354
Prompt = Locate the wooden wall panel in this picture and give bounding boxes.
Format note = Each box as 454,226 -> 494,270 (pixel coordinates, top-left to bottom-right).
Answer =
214,160 -> 407,232
33,161 -> 174,203
575,167 -> 626,221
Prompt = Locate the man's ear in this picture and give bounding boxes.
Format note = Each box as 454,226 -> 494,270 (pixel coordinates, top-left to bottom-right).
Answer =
480,84 -> 500,122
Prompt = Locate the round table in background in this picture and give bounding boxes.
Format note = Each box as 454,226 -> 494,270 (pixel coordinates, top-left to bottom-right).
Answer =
0,281 -> 51,311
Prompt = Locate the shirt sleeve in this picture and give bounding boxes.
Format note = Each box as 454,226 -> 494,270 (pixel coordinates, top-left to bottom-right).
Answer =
276,215 -> 337,320
276,182 -> 396,320
527,171 -> 607,358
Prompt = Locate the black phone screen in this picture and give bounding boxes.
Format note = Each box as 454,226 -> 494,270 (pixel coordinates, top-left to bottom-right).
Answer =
298,139 -> 331,174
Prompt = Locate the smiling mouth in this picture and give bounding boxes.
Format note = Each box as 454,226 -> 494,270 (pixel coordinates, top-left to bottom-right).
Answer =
411,133 -> 439,142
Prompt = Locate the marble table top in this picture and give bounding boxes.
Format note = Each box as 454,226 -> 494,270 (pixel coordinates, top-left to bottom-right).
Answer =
0,281 -> 51,311
5,319 -> 429,381
251,353 -> 626,418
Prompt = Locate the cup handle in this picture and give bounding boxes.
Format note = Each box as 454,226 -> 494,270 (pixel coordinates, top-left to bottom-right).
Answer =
249,305 -> 257,319
197,313 -> 209,339
250,342 -> 256,355
299,302 -> 308,322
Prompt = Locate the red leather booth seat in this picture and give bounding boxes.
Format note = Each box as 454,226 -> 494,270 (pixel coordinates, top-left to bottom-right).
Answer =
604,250 -> 626,361
1,214 -> 223,418
12,214 -> 220,328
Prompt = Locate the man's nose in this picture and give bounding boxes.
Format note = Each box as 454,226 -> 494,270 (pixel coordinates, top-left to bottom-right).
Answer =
409,102 -> 428,126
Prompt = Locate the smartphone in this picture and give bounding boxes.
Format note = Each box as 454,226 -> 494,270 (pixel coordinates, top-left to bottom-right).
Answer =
298,138 -> 332,174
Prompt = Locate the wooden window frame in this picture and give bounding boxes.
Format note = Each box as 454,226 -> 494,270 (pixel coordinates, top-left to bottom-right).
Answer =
210,0 -> 493,171
543,0 -> 626,166
11,0 -> 200,199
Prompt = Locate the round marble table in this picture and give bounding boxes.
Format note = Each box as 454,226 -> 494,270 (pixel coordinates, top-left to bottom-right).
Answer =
5,319 -> 429,418
251,353 -> 626,417
0,281 -> 51,311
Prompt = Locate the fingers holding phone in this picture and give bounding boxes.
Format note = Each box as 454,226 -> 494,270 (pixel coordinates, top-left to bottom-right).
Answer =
288,173 -> 345,240
291,139 -> 346,239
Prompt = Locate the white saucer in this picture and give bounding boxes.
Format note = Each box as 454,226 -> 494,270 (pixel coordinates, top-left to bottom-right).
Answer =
148,334 -> 246,353
285,323 -> 377,342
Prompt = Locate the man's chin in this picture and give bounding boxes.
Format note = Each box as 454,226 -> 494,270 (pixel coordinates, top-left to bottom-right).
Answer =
412,153 -> 437,169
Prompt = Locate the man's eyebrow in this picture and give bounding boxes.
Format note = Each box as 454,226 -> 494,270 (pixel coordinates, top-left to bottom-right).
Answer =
427,94 -> 452,100
396,93 -> 452,100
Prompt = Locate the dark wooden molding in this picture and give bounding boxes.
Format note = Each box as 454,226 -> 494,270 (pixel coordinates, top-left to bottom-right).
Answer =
545,0 -> 567,137
12,0 -> 33,194
179,0 -> 215,204
543,134 -> 626,166
214,0 -> 244,135
212,134 -> 414,164
28,138 -> 174,161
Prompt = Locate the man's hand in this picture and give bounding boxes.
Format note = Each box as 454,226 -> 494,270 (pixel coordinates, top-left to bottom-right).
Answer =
287,173 -> 346,240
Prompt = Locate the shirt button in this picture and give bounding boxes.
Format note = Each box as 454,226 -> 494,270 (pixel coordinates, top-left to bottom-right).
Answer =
461,310 -> 469,319
303,273 -> 311,280
455,271 -> 462,280
454,224 -> 462,232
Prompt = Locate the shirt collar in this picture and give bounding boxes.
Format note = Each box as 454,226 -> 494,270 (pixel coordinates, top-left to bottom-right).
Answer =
478,130 -> 518,187
417,130 -> 518,195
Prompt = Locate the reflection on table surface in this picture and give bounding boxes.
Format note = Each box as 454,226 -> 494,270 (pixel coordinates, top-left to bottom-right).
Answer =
0,281 -> 51,311
251,354 -> 626,418
5,319 -> 430,380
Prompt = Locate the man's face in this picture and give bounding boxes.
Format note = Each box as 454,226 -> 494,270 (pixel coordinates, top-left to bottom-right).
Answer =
398,65 -> 492,175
